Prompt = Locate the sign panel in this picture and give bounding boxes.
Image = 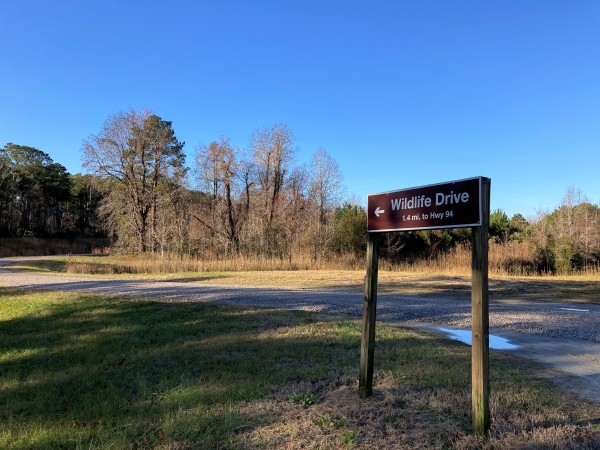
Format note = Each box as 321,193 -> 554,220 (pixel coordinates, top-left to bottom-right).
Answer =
367,177 -> 482,232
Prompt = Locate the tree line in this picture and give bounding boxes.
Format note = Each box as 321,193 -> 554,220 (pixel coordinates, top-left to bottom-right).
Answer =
0,109 -> 363,262
0,143 -> 104,238
2,108 -> 599,274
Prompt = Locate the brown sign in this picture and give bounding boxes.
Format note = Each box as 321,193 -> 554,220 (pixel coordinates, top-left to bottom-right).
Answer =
367,177 -> 482,232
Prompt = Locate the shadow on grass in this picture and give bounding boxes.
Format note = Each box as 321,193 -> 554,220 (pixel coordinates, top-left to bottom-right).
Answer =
0,288 -> 395,447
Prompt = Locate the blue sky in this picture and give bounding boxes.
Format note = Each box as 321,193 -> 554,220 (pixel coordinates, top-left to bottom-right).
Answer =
1,1 -> 599,218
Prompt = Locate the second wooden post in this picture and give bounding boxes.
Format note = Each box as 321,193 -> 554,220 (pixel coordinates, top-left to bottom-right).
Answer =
471,177 -> 491,436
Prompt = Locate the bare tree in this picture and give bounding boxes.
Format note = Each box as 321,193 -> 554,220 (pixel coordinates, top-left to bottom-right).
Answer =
82,109 -> 185,253
194,136 -> 249,255
532,187 -> 600,273
249,124 -> 299,257
308,147 -> 344,225
552,186 -> 585,241
195,140 -> 223,250
251,123 -> 297,222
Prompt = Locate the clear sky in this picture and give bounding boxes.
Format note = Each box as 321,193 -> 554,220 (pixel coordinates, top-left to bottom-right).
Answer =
1,1 -> 599,219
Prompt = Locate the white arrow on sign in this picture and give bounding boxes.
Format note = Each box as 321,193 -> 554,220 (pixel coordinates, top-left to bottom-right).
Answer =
374,207 -> 385,217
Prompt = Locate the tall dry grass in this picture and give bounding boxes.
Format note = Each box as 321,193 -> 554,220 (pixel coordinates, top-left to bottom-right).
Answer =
387,241 -> 543,276
405,242 -> 600,276
63,241 -> 600,277
0,237 -> 110,258
65,252 -> 366,275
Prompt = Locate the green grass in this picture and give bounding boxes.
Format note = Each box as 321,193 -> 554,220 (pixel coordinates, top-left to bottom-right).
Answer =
0,289 -> 364,448
2,288 -> 600,449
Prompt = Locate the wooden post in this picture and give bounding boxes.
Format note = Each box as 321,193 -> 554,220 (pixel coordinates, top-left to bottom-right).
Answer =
360,232 -> 379,397
471,177 -> 491,436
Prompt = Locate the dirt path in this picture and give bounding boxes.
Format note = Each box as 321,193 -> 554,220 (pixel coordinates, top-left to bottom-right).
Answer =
2,255 -> 600,403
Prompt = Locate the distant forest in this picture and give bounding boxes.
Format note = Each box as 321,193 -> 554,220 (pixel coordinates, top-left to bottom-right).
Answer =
2,108 -> 599,274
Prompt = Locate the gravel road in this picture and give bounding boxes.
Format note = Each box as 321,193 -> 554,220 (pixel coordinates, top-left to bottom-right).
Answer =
2,256 -> 600,401
1,256 -> 599,341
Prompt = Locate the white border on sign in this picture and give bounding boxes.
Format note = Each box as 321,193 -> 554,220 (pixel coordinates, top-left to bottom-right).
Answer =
366,176 -> 483,233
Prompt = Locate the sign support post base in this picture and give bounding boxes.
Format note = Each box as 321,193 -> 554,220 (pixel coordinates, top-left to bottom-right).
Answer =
359,232 -> 379,398
472,177 -> 491,436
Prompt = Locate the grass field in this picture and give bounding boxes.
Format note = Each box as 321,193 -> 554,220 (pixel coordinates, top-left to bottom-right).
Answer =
2,288 -> 600,449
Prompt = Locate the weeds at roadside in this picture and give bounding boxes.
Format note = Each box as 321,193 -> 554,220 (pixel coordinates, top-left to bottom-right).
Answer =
312,412 -> 347,428
340,429 -> 360,446
290,393 -> 320,407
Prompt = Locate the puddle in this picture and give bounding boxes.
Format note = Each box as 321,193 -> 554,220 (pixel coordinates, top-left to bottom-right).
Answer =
558,307 -> 590,312
438,328 -> 518,350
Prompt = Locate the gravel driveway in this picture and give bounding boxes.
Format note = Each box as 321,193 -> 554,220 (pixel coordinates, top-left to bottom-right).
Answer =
2,256 -> 600,402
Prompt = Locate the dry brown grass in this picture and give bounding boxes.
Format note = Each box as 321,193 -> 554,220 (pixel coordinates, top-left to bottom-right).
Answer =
62,252 -> 366,273
59,241 -> 600,277
232,320 -> 600,449
4,238 -> 600,278
239,375 -> 600,449
388,241 -> 540,276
